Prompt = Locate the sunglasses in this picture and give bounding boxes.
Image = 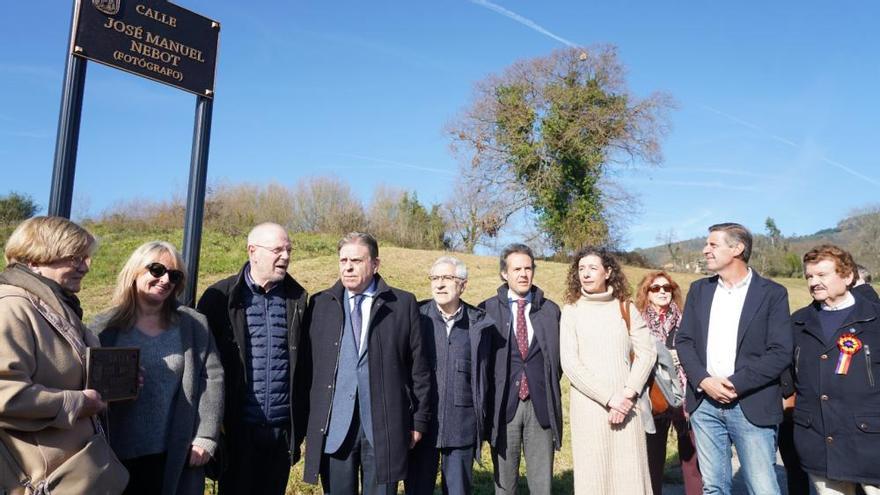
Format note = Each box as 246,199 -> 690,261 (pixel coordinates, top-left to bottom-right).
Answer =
648,284 -> 673,293
145,262 -> 184,285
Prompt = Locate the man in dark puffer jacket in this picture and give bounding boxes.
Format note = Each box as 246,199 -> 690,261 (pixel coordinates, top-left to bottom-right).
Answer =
197,223 -> 309,495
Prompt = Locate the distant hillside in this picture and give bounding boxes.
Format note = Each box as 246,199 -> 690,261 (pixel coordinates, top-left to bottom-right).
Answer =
635,210 -> 880,277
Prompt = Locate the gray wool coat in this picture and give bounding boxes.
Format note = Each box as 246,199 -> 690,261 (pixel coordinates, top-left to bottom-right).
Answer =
91,306 -> 224,495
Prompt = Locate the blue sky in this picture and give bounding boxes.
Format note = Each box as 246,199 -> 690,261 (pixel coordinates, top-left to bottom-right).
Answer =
2,1 -> 878,249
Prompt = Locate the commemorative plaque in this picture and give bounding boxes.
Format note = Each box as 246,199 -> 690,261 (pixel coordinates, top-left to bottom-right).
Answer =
72,0 -> 220,97
86,347 -> 140,401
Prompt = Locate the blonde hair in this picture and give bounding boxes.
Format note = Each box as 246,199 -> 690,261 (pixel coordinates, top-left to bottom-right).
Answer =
105,241 -> 186,330
4,216 -> 96,265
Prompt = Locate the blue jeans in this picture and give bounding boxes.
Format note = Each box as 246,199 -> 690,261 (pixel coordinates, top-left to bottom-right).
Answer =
691,399 -> 780,495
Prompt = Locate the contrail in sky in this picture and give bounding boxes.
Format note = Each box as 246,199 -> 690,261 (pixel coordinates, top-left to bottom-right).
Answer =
468,0 -> 579,48
336,153 -> 456,176
702,105 -> 880,186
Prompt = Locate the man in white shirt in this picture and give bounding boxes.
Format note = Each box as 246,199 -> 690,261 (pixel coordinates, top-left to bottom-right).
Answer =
675,223 -> 793,495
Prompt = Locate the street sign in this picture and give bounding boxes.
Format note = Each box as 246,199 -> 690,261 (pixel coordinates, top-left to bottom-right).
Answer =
72,0 -> 219,97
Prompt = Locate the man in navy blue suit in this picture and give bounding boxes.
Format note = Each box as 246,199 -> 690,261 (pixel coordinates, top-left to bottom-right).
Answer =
675,223 -> 793,495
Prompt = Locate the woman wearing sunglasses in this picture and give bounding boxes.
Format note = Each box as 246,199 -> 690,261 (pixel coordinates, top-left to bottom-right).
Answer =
92,241 -> 223,495
634,271 -> 702,495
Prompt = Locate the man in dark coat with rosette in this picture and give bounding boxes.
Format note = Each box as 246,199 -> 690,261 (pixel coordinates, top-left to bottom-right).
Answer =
791,244 -> 880,494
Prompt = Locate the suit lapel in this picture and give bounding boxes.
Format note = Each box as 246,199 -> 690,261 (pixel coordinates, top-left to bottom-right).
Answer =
229,294 -> 249,366
528,310 -> 545,358
699,277 -> 716,342
736,274 -> 765,349
362,282 -> 387,364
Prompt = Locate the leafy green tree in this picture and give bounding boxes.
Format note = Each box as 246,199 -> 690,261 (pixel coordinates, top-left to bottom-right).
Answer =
448,46 -> 673,252
0,191 -> 39,225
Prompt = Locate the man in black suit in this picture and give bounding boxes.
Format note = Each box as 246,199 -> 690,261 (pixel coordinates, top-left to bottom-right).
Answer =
301,232 -> 432,494
480,244 -> 561,495
675,223 -> 792,495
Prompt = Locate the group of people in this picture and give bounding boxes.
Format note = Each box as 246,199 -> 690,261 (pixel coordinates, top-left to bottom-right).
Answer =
0,216 -> 878,495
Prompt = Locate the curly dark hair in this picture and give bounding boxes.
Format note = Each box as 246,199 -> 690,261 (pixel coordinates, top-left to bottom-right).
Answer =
564,246 -> 631,305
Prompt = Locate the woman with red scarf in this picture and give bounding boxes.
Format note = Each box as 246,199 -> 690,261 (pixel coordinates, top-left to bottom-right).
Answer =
635,271 -> 702,495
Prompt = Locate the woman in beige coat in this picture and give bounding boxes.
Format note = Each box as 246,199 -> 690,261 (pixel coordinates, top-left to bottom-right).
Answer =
560,246 -> 657,494
0,217 -> 127,494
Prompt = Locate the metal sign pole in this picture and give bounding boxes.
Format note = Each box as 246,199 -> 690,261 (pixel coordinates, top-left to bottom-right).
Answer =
181,95 -> 213,307
49,2 -> 88,218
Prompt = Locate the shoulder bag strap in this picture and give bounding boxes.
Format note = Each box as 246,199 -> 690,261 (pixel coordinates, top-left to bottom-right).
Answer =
619,300 -> 631,334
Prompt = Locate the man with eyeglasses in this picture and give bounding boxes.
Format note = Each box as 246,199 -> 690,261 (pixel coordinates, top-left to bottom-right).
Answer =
302,232 -> 432,494
197,222 -> 309,495
405,256 -> 495,495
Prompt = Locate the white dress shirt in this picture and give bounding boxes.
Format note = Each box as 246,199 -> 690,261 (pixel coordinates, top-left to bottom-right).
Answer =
507,289 -> 534,346
706,268 -> 753,378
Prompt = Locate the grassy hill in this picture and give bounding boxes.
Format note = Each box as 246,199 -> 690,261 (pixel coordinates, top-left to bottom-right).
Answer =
1,225 -> 820,493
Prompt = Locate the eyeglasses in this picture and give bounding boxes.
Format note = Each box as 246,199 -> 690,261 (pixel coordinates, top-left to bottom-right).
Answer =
648,284 -> 673,293
145,262 -> 184,284
429,275 -> 463,283
60,255 -> 91,268
253,244 -> 292,256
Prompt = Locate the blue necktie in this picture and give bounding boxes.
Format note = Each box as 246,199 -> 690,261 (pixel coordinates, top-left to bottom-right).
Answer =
351,294 -> 364,352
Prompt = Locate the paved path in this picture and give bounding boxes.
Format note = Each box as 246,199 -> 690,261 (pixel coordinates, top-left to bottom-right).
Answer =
661,448 -> 808,495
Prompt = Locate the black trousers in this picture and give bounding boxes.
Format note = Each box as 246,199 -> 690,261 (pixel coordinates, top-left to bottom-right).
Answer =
219,423 -> 291,495
779,413 -> 810,495
122,452 -> 166,495
321,415 -> 398,495
405,441 -> 475,495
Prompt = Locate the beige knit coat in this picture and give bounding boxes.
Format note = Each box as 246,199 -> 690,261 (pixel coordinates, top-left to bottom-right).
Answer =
560,289 -> 657,494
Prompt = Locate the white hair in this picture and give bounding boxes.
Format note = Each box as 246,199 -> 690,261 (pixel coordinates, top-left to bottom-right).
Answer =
431,256 -> 468,280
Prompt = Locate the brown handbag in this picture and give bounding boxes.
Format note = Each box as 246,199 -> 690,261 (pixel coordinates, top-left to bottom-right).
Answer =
620,301 -> 670,415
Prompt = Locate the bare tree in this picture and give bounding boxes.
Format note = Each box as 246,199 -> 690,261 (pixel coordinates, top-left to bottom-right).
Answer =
291,176 -> 366,234
443,172 -> 527,253
657,228 -> 681,269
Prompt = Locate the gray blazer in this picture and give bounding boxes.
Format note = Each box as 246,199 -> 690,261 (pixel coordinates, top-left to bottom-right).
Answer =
92,305 -> 225,495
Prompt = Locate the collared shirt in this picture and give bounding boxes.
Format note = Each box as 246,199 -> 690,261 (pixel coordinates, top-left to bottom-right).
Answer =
346,278 -> 378,354
244,264 -> 281,295
821,291 -> 855,311
437,303 -> 463,337
706,268 -> 753,378
819,291 -> 856,341
507,289 -> 534,345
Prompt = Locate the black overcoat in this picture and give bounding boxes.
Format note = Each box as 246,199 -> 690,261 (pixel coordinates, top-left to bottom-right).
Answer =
791,296 -> 880,484
302,275 -> 432,485
479,284 -> 563,451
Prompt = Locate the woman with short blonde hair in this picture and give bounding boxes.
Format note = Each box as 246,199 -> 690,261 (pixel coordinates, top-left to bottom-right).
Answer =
4,215 -> 96,266
1,216 -> 128,494
93,240 -> 223,495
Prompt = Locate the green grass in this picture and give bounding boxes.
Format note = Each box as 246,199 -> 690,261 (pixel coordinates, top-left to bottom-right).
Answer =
0,225 -> 864,493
